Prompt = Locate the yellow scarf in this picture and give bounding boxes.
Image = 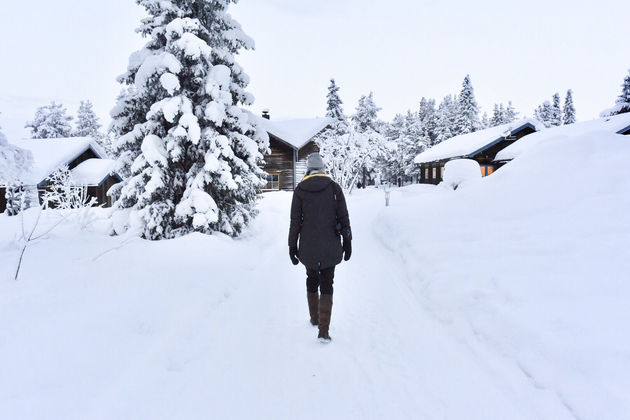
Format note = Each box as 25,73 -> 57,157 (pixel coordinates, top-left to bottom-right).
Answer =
301,173 -> 329,182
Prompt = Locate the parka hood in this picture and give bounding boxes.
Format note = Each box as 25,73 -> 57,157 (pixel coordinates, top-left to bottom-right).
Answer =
297,175 -> 333,192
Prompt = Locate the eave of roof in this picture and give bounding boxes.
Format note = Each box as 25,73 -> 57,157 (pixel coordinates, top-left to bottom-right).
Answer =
616,123 -> 630,135
466,123 -> 538,158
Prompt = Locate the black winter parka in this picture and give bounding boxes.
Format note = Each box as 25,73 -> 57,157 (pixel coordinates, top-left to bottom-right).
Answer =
288,175 -> 352,270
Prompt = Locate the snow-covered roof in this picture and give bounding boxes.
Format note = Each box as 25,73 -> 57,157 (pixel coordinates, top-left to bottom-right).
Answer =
3,137 -> 105,186
250,113 -> 331,149
495,113 -> 630,161
70,158 -> 118,186
414,118 -> 545,164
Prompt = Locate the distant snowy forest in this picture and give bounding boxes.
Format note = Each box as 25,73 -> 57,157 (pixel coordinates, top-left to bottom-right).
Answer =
1,0 -> 630,241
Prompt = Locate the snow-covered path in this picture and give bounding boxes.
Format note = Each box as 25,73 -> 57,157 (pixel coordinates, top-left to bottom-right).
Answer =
0,186 -> 626,419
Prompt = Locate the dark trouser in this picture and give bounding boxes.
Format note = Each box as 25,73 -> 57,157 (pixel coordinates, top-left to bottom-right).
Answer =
306,266 -> 335,295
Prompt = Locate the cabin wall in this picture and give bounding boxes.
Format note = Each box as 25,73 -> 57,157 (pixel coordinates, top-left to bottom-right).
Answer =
101,177 -> 121,206
419,162 -> 445,184
262,137 -> 295,190
0,187 -> 6,213
85,176 -> 121,207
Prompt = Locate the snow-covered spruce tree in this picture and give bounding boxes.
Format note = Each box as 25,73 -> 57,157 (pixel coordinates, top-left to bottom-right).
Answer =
352,92 -> 381,133
550,93 -> 562,127
25,101 -> 73,139
490,103 -> 505,127
379,113 -> 406,183
418,97 -> 437,144
434,95 -> 456,143
480,112 -> 489,129
109,86 -> 150,184
454,75 -> 480,135
490,102 -> 518,127
110,0 -> 268,239
350,92 -> 386,187
563,89 -> 576,125
317,79 -> 351,184
601,69 -> 630,117
379,111 -> 428,185
402,110 -> 427,178
505,101 -> 518,122
320,93 -> 385,191
74,100 -> 102,137
325,78 -> 348,135
74,99 -> 113,156
535,101 -> 553,128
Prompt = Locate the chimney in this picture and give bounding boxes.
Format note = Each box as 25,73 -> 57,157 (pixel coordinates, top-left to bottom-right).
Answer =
262,109 -> 270,120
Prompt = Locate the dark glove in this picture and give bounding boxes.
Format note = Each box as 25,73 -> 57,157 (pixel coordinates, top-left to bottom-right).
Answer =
343,239 -> 352,261
289,247 -> 299,265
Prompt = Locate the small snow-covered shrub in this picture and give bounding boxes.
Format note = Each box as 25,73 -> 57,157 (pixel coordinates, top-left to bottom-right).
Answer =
441,159 -> 481,190
4,184 -> 26,216
42,165 -> 97,210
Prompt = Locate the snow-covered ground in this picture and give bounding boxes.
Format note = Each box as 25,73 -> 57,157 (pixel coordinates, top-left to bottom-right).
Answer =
1,128 -> 630,419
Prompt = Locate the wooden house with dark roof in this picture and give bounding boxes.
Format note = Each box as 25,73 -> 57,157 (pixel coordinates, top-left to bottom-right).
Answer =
0,137 -> 121,213
414,118 -> 544,184
254,112 -> 331,191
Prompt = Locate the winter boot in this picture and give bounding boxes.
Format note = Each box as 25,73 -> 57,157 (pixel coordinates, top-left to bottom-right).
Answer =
307,292 -> 319,326
318,294 -> 333,341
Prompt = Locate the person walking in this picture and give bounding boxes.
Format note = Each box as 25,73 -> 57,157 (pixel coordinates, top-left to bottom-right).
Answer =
288,153 -> 352,342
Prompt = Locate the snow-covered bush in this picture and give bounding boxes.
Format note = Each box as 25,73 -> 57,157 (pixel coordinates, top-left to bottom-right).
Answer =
1,128 -> 34,216
42,166 -> 97,210
109,0 -> 268,239
319,129 -> 383,191
441,159 -> 481,190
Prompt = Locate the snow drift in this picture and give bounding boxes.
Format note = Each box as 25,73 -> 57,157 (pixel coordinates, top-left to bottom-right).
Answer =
375,127 -> 630,419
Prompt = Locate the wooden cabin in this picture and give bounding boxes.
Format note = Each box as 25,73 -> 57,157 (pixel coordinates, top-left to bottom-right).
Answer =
0,137 -> 121,214
255,112 -> 331,190
415,118 -> 544,184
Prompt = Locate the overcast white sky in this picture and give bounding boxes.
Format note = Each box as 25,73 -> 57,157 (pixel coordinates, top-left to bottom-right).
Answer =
1,0 -> 628,141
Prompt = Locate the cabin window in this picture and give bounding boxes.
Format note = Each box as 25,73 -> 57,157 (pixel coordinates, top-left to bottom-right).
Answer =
432,167 -> 437,179
440,166 -> 444,179
480,166 -> 494,177
424,168 -> 429,180
264,173 -> 280,190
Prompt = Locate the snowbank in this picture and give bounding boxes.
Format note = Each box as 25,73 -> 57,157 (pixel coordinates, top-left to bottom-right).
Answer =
440,158 -> 481,190
496,113 -> 630,161
376,128 -> 630,419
